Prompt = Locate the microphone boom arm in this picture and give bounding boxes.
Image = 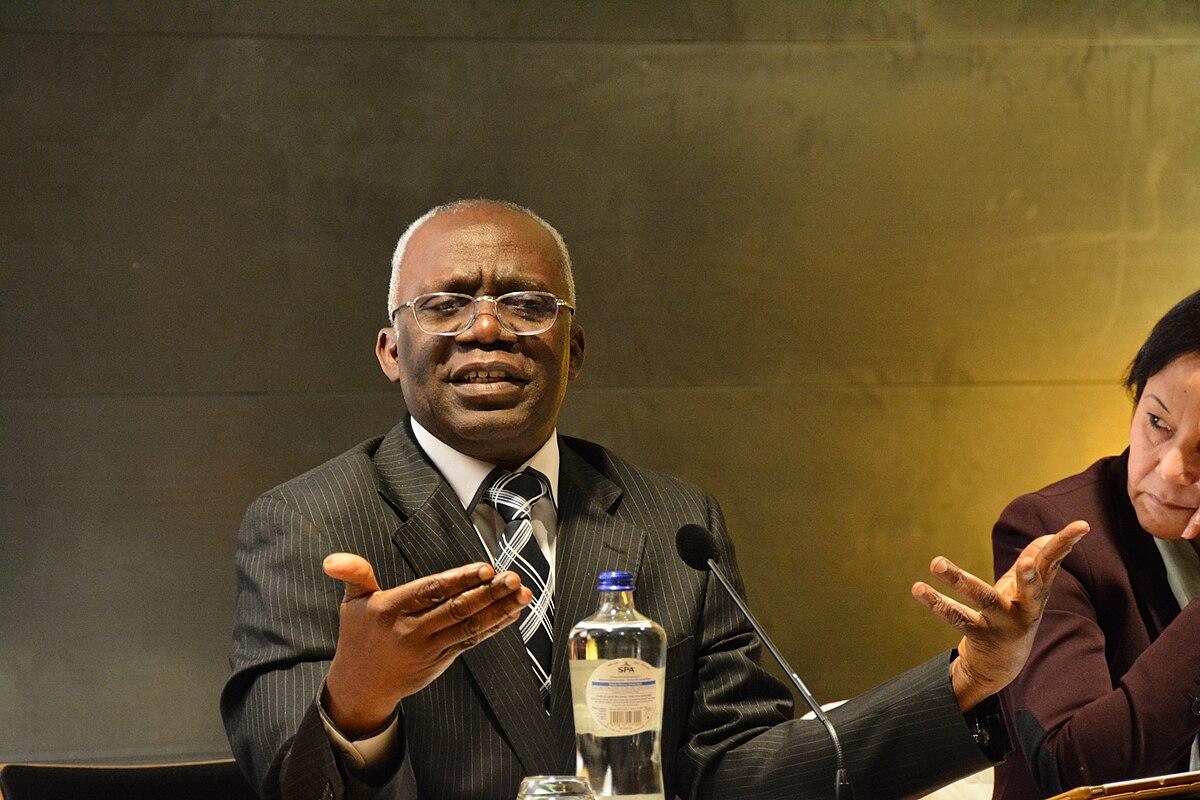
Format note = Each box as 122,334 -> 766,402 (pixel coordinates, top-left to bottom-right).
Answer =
704,557 -> 853,800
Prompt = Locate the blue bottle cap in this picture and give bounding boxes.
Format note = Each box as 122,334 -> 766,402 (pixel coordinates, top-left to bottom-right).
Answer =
597,570 -> 635,591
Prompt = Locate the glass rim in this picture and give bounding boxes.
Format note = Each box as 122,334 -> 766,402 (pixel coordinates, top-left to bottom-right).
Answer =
515,774 -> 594,797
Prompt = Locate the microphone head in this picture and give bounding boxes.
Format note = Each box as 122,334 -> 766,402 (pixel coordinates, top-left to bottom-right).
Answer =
676,524 -> 719,572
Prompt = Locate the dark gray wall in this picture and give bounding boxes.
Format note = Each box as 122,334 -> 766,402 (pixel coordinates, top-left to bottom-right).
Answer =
2,1 -> 1198,763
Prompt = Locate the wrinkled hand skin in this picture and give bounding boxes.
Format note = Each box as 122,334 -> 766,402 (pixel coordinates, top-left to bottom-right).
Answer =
911,520 -> 1090,712
321,553 -> 533,737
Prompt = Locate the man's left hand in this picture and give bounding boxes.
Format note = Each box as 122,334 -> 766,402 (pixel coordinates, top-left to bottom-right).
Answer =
911,519 -> 1090,711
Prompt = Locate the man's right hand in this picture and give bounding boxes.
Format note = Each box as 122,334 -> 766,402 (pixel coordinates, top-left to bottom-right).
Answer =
321,553 -> 532,737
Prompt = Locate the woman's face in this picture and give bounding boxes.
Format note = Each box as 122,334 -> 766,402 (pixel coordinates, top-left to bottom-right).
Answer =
1127,352 -> 1200,540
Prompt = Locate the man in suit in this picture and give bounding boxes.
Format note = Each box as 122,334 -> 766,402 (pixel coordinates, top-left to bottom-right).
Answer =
221,199 -> 1088,800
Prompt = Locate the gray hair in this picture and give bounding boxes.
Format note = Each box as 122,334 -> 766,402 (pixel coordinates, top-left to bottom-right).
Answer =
387,199 -> 575,319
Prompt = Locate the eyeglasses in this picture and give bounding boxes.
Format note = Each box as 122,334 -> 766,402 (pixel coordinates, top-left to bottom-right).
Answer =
392,291 -> 575,336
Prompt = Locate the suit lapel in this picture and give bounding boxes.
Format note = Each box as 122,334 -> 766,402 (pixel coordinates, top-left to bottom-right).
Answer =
547,441 -> 648,768
374,420 -> 557,775
1105,452 -> 1181,636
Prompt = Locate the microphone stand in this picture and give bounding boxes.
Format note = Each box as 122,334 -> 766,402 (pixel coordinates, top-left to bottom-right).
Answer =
705,556 -> 853,800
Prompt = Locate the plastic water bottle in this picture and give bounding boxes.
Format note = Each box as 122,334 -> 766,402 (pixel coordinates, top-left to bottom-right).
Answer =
568,570 -> 667,800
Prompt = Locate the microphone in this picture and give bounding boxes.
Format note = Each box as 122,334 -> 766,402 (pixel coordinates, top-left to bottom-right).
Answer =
675,524 -> 853,800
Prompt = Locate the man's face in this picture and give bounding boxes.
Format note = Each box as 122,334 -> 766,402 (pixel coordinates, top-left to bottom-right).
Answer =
1126,352 -> 1200,539
377,205 -> 584,468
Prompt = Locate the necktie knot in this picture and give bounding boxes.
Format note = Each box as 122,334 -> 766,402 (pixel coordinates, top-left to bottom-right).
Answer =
480,468 -> 549,524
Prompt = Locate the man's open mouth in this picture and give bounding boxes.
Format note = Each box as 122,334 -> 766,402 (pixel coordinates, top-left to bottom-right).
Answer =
448,361 -> 531,387
455,369 -> 526,384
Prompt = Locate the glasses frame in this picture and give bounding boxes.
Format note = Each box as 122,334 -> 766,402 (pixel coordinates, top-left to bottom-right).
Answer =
392,290 -> 576,337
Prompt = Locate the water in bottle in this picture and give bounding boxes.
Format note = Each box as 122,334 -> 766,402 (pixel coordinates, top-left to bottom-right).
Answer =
568,570 -> 667,800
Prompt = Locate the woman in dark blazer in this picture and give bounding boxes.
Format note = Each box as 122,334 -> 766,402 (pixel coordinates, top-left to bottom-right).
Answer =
992,288 -> 1200,800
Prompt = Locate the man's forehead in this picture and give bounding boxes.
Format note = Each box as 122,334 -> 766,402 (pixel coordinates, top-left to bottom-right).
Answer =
418,216 -> 547,252
399,208 -> 564,285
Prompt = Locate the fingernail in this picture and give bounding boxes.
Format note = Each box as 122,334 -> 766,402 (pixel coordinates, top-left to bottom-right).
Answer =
932,558 -> 947,574
503,574 -> 519,589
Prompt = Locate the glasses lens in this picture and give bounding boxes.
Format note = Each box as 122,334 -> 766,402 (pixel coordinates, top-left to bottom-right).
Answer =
413,293 -> 473,334
498,292 -> 559,333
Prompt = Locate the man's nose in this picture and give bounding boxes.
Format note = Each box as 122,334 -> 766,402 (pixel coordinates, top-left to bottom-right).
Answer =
458,299 -> 517,345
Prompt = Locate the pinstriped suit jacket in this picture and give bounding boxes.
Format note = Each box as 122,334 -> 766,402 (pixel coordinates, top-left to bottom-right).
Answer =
221,419 -> 993,800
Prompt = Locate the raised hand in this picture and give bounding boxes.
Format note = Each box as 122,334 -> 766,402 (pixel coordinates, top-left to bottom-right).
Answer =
321,553 -> 532,737
911,520 -> 1090,711
1183,506 -> 1200,540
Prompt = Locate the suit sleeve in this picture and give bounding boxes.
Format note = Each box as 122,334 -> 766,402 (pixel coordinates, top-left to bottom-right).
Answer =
993,493 -> 1200,793
219,493 -> 417,800
682,497 -> 994,800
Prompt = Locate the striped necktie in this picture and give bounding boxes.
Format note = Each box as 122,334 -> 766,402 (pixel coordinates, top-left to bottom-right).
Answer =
479,467 -> 554,711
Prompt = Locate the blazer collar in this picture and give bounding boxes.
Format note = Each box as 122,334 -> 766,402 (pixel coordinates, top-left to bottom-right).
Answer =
372,418 -> 445,519
1105,449 -> 1181,635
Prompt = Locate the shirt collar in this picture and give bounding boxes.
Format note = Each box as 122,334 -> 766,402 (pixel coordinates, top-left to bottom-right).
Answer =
1154,536 -> 1200,609
409,417 -> 560,512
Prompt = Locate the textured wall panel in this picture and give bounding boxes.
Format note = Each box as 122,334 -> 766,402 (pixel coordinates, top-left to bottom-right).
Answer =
3,36 -> 1197,397
0,393 -> 399,760
564,382 -> 1132,695
4,1 -> 1200,41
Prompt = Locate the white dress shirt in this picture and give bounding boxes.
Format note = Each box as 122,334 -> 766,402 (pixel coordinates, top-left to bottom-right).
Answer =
320,419 -> 562,770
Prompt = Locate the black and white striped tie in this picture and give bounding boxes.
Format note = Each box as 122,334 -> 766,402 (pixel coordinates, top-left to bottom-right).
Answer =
479,467 -> 554,711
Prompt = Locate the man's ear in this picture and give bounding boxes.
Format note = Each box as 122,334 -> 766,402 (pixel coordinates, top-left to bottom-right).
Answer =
567,323 -> 585,380
375,327 -> 403,383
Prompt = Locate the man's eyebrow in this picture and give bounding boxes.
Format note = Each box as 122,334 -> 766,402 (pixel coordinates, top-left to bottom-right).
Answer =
501,277 -> 548,292
422,272 -> 478,292
1148,393 -> 1171,414
488,268 -> 552,293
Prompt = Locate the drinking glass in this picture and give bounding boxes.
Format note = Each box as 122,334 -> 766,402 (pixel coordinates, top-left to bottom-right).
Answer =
515,775 -> 595,799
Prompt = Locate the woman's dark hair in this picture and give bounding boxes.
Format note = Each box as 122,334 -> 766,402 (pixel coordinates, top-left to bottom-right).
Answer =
1125,288 -> 1200,403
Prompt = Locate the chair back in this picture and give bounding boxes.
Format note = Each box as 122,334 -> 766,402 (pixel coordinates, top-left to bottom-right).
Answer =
0,757 -> 257,800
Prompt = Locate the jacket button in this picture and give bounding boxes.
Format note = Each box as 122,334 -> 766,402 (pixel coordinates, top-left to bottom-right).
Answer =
1191,697 -> 1200,717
